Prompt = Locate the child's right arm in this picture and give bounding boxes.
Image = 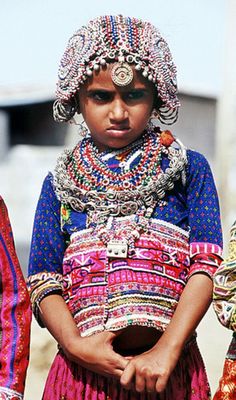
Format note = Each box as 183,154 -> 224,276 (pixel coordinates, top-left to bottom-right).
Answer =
39,294 -> 128,378
27,175 -> 128,378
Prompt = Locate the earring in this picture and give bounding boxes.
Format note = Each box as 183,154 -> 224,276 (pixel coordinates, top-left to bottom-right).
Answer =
69,118 -> 89,138
150,108 -> 159,120
147,108 -> 160,131
78,120 -> 89,138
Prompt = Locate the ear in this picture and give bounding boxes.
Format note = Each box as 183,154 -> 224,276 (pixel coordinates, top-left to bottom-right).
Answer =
153,93 -> 163,111
76,103 -> 81,114
74,94 -> 81,114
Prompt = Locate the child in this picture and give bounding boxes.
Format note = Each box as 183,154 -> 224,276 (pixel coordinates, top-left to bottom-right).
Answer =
0,196 -> 31,399
213,220 -> 236,399
27,15 -> 223,399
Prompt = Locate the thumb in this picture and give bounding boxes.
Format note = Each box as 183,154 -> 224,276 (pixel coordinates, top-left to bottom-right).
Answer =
107,329 -> 125,342
115,353 -> 130,369
120,362 -> 136,389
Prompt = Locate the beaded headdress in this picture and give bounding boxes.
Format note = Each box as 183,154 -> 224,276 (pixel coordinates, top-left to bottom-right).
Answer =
53,15 -> 180,124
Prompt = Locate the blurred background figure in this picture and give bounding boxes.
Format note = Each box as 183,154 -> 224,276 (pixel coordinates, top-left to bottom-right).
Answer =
0,197 -> 31,399
213,221 -> 236,399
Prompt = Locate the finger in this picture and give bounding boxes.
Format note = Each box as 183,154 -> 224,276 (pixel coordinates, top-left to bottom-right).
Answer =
120,363 -> 136,389
113,368 -> 125,378
155,375 -> 169,393
145,375 -> 157,393
135,373 -> 146,393
115,354 -> 130,370
108,350 -> 129,371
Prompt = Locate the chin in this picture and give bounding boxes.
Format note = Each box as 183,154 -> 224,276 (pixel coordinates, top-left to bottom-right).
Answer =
107,139 -> 134,150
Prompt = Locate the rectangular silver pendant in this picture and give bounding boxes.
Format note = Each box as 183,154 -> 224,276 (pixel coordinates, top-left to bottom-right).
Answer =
107,240 -> 128,258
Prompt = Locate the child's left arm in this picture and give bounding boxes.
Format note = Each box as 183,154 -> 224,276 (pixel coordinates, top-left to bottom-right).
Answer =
120,273 -> 212,393
121,151 -> 223,393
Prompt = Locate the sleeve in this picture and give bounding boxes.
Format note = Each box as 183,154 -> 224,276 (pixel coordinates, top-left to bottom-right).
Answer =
27,173 -> 66,326
0,197 -> 31,399
213,221 -> 236,331
186,150 -> 223,279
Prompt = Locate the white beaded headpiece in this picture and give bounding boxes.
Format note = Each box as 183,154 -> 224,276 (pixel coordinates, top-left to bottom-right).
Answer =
53,15 -> 180,124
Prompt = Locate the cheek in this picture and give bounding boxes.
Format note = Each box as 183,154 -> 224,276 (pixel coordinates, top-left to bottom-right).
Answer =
83,109 -> 105,132
135,104 -> 152,120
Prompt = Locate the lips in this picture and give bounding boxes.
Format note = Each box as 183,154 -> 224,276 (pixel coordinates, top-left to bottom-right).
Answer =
107,126 -> 131,136
107,125 -> 130,131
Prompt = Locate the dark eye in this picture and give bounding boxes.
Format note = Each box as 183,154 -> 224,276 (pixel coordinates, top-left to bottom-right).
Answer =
88,91 -> 112,102
125,90 -> 146,101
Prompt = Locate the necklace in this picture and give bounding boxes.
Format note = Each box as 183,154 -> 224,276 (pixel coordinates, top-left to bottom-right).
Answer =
68,129 -> 162,191
54,128 -> 187,257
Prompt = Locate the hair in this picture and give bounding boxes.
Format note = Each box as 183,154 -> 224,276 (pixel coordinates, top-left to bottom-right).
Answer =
53,15 -> 180,125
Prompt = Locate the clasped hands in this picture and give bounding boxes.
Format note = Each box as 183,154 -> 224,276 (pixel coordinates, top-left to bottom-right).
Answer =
64,330 -> 179,394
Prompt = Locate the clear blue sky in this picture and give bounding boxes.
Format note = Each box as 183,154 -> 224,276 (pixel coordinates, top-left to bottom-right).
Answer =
0,0 -> 226,101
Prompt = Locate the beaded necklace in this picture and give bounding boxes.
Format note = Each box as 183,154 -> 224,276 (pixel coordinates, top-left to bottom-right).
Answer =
68,129 -> 162,191
54,128 -> 187,257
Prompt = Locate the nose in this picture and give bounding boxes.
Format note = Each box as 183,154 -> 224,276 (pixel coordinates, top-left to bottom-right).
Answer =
109,99 -> 128,121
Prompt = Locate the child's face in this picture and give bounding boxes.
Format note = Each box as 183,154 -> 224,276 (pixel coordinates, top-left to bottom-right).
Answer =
78,64 -> 155,151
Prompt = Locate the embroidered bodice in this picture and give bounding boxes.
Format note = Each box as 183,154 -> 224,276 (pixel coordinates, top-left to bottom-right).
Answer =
27,132 -> 223,335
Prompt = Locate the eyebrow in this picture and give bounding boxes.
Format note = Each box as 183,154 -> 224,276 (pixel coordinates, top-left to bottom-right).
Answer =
87,87 -> 148,93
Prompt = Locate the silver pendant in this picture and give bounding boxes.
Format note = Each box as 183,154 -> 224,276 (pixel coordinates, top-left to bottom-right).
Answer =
107,240 -> 128,258
111,62 -> 133,86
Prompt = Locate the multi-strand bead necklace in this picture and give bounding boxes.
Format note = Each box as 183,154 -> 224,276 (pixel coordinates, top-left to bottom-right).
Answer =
54,128 -> 187,257
67,129 -> 162,192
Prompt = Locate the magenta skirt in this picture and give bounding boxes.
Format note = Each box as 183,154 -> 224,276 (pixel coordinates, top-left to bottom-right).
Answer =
42,338 -> 211,400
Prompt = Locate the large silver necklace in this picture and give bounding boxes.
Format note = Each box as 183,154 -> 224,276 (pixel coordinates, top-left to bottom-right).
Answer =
54,130 -> 187,257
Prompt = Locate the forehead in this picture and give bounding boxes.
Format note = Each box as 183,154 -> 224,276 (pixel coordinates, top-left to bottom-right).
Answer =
81,64 -> 155,91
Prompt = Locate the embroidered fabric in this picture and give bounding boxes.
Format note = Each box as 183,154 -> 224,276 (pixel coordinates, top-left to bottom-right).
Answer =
0,198 -> 31,398
28,217 -> 222,335
0,387 -> 23,400
213,220 -> 236,330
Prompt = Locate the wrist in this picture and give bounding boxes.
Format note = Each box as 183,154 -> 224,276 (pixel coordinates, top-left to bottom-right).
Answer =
154,331 -> 185,355
61,328 -> 82,359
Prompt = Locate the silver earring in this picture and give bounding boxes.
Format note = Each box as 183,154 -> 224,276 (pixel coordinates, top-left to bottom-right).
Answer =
150,108 -> 159,120
69,118 -> 89,138
147,108 -> 160,131
78,120 -> 89,138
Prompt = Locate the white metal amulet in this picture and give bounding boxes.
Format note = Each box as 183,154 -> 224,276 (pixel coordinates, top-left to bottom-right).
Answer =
111,62 -> 134,86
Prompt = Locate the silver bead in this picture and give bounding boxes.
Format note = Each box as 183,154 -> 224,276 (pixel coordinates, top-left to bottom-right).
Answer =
86,68 -> 93,76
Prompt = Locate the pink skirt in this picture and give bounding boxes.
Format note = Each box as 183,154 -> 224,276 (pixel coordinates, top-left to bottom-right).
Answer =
42,338 -> 211,400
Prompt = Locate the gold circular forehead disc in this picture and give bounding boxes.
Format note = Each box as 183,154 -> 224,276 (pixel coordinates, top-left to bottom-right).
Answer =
111,62 -> 134,86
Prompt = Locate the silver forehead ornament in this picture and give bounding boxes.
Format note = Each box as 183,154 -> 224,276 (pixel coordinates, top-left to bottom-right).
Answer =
111,56 -> 134,86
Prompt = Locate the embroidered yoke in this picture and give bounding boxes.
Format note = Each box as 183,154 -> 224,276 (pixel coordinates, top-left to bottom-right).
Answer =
27,140 -> 223,336
58,218 -> 190,336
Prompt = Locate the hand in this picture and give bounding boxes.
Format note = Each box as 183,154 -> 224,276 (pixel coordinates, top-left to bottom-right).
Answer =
64,330 -> 129,379
120,338 -> 181,393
